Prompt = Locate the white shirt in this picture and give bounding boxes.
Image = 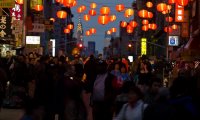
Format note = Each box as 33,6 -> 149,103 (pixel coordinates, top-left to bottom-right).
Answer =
115,100 -> 148,120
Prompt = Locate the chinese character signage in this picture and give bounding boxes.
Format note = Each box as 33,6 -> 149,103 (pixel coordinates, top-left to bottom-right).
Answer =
141,38 -> 147,55
10,1 -> 23,20
175,3 -> 184,22
0,16 -> 12,38
0,0 -> 15,8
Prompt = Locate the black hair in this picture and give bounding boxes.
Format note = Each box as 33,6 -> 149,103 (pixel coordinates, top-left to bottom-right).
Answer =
129,86 -> 144,100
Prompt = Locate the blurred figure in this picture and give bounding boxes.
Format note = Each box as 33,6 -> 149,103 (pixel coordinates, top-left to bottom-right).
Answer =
115,86 -> 147,120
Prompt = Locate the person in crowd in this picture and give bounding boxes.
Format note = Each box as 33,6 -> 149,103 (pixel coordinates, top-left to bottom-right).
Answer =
143,76 -> 162,105
143,87 -> 175,120
115,86 -> 147,120
92,60 -> 116,120
0,59 -> 7,111
119,64 -> 131,82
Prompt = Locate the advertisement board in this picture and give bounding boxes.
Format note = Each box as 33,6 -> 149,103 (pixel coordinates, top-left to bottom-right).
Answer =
26,36 -> 40,45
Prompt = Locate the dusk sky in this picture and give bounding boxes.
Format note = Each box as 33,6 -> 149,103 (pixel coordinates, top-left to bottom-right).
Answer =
71,0 -> 135,53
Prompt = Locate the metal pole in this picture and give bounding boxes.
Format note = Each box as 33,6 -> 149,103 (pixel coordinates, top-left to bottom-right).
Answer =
23,0 -> 27,47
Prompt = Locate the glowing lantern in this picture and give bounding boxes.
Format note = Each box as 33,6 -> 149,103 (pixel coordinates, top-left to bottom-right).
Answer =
16,0 -> 23,4
100,6 -> 110,15
151,23 -> 157,30
81,5 -> 87,11
138,9 -> 148,18
167,5 -> 172,10
64,28 -> 70,34
168,0 -> 176,4
116,4 -> 125,12
83,14 -> 90,21
142,25 -> 148,31
72,0 -> 77,7
110,15 -> 117,22
63,0 -> 75,6
166,16 -> 173,22
129,21 -> 137,28
157,3 -> 167,12
147,12 -> 153,18
90,2 -> 97,9
124,9 -> 134,18
34,5 -> 43,11
98,15 -> 109,25
172,24 -> 178,30
164,27 -> 173,33
50,18 -> 55,22
67,24 -> 74,29
176,0 -> 189,6
85,30 -> 91,36
107,30 -> 112,35
89,9 -> 97,16
57,10 -> 67,19
148,24 -> 152,29
77,7 -> 83,13
146,2 -> 153,8
90,28 -> 96,34
121,21 -> 127,28
111,27 -> 117,33
142,19 -> 149,25
127,25 -> 133,33
162,10 -> 169,14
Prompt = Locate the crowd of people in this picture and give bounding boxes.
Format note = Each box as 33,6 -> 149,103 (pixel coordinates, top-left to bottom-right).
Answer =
0,51 -> 200,120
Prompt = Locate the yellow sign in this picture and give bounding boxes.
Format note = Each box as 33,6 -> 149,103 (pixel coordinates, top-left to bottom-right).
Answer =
141,38 -> 147,55
0,0 -> 15,8
30,0 -> 43,9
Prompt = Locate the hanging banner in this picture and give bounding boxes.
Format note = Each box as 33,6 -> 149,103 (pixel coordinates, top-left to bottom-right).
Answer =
0,16 -> 12,38
175,3 -> 184,22
10,1 -> 23,20
0,0 -> 15,8
30,0 -> 43,9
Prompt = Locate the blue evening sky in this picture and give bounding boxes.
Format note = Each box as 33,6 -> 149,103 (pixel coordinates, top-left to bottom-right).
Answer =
71,0 -> 135,53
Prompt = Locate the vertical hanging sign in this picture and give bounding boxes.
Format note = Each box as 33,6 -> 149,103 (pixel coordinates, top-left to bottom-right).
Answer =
0,16 -> 12,38
141,38 -> 147,55
175,3 -> 184,22
10,1 -> 23,20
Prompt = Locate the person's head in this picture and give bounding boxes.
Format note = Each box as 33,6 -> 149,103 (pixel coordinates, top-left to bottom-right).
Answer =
128,86 -> 143,105
149,77 -> 162,94
114,63 -> 120,70
120,64 -> 127,73
6,51 -> 11,58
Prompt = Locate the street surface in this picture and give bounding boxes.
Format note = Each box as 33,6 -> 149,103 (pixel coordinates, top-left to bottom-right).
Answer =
0,108 -> 24,120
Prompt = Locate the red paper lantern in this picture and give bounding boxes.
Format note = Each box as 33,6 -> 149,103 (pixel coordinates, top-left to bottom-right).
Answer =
83,14 -> 90,21
90,2 -> 97,9
63,0 -> 75,6
116,4 -> 125,12
142,25 -> 149,31
67,24 -> 74,29
121,21 -> 127,28
129,21 -> 137,28
111,27 -> 117,33
146,2 -> 153,8
172,24 -> 178,30
64,28 -> 70,34
147,12 -> 153,18
151,23 -> 157,30
98,15 -> 109,25
110,15 -> 117,22
124,9 -> 134,18
164,27 -> 173,33
167,5 -> 172,10
57,10 -> 67,19
90,28 -> 96,34
81,5 -> 86,11
127,25 -> 133,33
85,30 -> 91,36
34,5 -> 43,11
16,0 -> 23,4
168,0 -> 176,4
142,19 -> 149,25
162,10 -> 169,14
77,7 -> 83,13
166,16 -> 173,22
89,9 -> 96,16
176,0 -> 189,6
157,3 -> 167,12
138,9 -> 148,18
100,6 -> 110,15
